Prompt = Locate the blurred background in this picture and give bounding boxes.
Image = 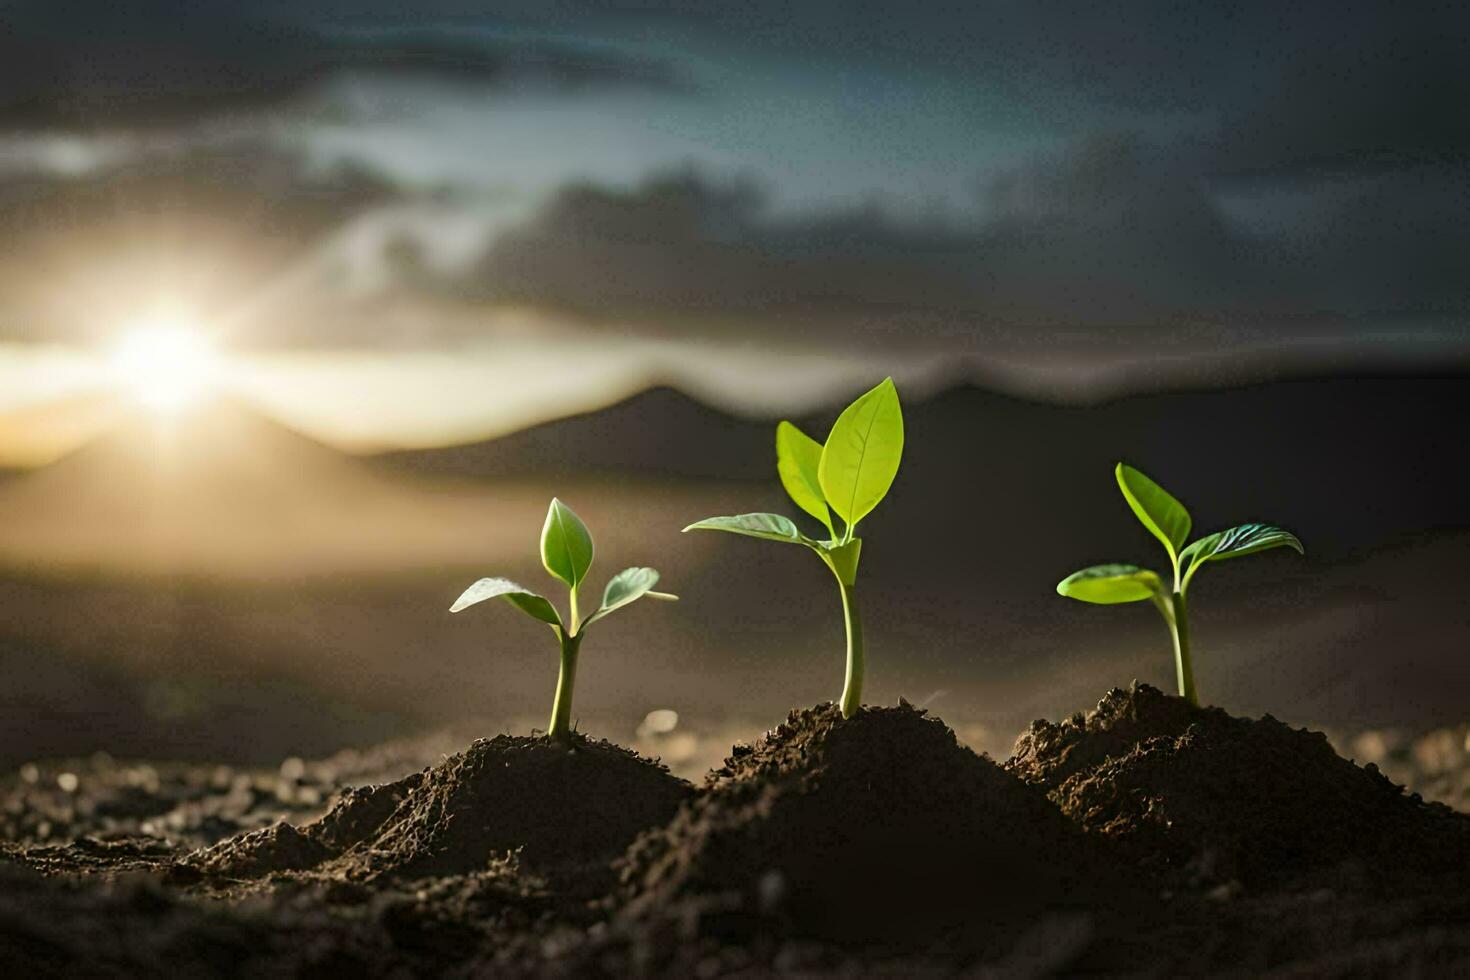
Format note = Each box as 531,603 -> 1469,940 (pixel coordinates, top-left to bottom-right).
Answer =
0,2 -> 1467,785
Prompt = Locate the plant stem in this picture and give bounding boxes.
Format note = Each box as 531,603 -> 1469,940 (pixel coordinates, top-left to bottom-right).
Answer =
838,579 -> 864,718
548,631 -> 582,739
1168,591 -> 1198,707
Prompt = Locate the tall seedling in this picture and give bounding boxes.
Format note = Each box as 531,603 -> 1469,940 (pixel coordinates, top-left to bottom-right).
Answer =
685,378 -> 903,718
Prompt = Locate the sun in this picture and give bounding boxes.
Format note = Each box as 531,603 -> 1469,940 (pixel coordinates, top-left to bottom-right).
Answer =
106,314 -> 224,413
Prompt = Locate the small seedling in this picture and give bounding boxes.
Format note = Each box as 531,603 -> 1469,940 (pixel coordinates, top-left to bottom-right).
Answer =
450,498 -> 677,739
684,377 -> 903,718
1056,463 -> 1303,706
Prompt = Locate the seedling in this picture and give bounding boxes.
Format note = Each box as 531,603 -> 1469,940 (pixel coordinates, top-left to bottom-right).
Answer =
1056,463 -> 1303,706
450,498 -> 676,739
684,377 -> 903,718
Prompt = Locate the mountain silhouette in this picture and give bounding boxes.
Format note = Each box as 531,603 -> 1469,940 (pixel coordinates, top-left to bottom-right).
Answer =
373,386 -> 779,481
3,377 -> 1467,578
0,395 -> 417,575
0,390 -> 119,468
375,376 -> 1470,561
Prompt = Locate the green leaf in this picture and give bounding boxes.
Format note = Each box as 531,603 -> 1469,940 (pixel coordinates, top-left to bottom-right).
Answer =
1181,523 -> 1304,590
776,420 -> 834,536
583,566 -> 677,628
449,577 -> 563,627
541,498 -> 594,589
1056,564 -> 1165,604
682,512 -> 822,547
1115,463 -> 1191,559
818,377 -> 904,529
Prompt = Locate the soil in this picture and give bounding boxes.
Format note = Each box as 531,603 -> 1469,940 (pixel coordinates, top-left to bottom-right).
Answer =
3,693 -> 1470,977
192,733 -> 692,888
610,701 -> 1134,961
1008,683 -> 1470,891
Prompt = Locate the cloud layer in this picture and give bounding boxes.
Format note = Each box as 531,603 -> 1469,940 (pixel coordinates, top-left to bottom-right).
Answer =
0,1 -> 685,129
457,138 -> 1468,334
0,1 -> 1465,354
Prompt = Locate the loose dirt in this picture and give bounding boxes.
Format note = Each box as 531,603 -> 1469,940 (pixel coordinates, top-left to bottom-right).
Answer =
192,733 -> 690,886
1008,683 -> 1470,890
4,694 -> 1470,976
608,701 -> 1140,970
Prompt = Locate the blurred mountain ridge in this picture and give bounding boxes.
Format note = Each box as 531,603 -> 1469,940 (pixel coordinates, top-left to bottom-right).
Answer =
0,377 -> 1466,577
0,394 -> 434,575
371,376 -> 1470,559
6,393 -> 393,513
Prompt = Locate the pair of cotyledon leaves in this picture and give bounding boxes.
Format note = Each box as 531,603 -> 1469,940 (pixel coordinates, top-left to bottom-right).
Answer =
450,498 -> 676,635
682,377 -> 904,584
1057,463 -> 1304,604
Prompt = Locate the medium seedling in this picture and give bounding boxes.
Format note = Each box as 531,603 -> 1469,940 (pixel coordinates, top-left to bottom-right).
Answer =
684,377 -> 903,718
1056,462 -> 1303,706
450,498 -> 676,739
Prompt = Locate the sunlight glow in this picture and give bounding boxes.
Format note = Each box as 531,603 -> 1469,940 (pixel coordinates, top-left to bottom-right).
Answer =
106,315 -> 223,413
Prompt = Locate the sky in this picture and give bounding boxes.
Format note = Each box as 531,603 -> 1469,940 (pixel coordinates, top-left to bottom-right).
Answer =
1,1 -> 1467,462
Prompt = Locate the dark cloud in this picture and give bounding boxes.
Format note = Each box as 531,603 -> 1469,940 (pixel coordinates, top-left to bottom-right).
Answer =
1,1 -> 1465,350
1271,168 -> 1470,315
0,1 -> 686,129
8,1 -> 1465,181
607,1 -> 1470,183
457,139 -> 1279,333
466,170 -> 981,325
5,135 -> 1458,351
1207,10 -> 1470,178
974,135 -> 1269,324
450,127 -> 1470,336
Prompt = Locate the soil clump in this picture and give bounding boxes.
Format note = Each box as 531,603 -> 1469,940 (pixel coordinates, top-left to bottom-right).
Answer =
1009,682 -> 1470,890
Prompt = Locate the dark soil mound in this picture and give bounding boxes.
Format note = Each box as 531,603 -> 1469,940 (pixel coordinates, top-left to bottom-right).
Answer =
191,734 -> 690,884
339,733 -> 691,880
614,701 -> 1119,956
1008,683 -> 1470,889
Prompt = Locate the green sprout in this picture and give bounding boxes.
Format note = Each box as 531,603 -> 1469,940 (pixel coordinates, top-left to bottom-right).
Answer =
1057,463 -> 1304,706
450,498 -> 677,739
684,377 -> 904,718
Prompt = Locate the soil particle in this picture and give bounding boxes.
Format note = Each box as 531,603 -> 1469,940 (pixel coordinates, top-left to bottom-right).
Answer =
1008,682 -> 1470,889
612,701 -> 1122,962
